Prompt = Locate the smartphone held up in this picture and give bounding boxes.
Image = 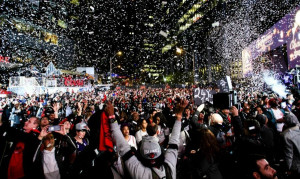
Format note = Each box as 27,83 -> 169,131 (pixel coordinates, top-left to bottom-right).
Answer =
47,125 -> 61,132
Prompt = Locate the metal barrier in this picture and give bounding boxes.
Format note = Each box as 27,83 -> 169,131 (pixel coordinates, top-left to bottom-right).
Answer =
9,76 -> 90,87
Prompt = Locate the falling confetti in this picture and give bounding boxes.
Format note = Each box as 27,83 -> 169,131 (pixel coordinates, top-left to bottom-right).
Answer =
0,0 -> 299,87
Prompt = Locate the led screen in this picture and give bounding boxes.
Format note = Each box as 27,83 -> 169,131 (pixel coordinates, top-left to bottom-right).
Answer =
242,5 -> 300,76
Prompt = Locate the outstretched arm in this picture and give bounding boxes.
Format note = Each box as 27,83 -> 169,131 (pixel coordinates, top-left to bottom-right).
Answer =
190,104 -> 206,129
105,102 -> 152,179
165,99 -> 188,178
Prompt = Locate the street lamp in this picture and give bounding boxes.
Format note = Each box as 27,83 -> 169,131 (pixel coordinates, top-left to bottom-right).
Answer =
176,47 -> 196,84
110,51 -> 123,85
176,47 -> 183,54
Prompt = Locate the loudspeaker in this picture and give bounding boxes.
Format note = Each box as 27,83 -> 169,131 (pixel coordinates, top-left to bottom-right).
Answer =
213,93 -> 231,109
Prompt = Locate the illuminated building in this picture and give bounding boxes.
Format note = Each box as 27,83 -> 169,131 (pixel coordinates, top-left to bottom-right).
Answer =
1,0 -> 299,86
0,0 -> 76,70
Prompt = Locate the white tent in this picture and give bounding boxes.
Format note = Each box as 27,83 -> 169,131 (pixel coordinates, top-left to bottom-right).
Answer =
45,62 -> 61,76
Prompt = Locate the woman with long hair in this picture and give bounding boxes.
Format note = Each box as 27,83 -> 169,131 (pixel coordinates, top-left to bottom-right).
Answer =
187,128 -> 223,179
135,118 -> 148,145
153,112 -> 170,147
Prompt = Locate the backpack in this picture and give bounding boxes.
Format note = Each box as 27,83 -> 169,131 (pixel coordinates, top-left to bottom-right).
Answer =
150,162 -> 172,179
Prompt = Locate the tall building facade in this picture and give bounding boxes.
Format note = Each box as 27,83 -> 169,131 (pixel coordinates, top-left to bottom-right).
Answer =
0,0 -> 76,70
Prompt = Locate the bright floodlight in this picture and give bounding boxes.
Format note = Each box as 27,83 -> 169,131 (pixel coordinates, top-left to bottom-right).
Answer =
176,47 -> 182,54
117,51 -> 123,56
296,10 -> 300,26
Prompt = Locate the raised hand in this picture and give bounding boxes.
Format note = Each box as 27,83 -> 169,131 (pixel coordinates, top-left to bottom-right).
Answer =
53,102 -> 60,112
104,101 -> 114,116
54,124 -> 67,135
175,99 -> 189,121
230,106 -> 239,117
38,126 -> 50,140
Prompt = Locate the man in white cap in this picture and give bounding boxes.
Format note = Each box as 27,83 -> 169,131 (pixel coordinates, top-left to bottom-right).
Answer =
106,99 -> 188,179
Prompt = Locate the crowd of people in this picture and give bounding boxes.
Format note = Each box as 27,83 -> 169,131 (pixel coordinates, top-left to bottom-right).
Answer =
0,86 -> 300,179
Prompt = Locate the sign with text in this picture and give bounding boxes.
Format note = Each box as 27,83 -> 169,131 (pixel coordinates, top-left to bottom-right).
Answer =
0,56 -> 10,63
64,77 -> 84,87
194,88 -> 215,105
242,4 -> 300,76
217,76 -> 232,93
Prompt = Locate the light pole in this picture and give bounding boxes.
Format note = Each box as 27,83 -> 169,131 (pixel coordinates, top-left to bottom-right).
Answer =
109,51 -> 122,85
176,47 -> 196,84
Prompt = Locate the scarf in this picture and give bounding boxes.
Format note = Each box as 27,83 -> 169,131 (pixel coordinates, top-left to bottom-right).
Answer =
8,142 -> 25,179
99,112 -> 113,152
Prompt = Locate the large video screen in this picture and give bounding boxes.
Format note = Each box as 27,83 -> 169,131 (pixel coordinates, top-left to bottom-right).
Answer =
242,5 -> 300,76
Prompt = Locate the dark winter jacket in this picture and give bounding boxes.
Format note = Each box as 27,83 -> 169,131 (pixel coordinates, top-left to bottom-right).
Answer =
0,125 -> 41,179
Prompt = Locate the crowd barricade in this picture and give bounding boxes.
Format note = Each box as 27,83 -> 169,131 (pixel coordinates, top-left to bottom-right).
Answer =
8,76 -> 92,95
114,84 -> 190,90
9,76 -> 90,88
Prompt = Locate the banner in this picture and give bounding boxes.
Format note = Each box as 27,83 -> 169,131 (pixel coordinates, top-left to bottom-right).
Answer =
64,77 -> 84,87
217,76 -> 232,93
194,88 -> 215,105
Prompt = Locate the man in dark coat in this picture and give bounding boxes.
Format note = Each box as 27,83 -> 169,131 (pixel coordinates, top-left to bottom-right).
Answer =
85,109 -> 114,179
0,117 -> 41,179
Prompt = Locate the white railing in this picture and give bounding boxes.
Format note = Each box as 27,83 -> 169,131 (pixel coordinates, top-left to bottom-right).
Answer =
9,76 -> 42,87
9,76 -> 89,88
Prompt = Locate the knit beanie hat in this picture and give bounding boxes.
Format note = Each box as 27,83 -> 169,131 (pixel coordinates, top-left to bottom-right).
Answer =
140,136 -> 161,160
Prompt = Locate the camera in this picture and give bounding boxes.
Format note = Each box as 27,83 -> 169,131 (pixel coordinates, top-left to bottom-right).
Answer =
47,125 -> 61,132
216,123 -> 231,133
